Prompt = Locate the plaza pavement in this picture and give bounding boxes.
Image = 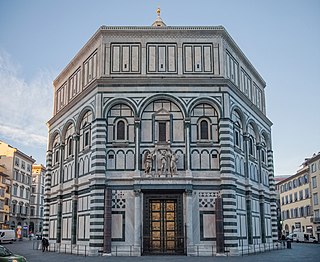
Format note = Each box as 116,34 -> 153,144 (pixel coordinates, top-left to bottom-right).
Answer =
3,240 -> 320,262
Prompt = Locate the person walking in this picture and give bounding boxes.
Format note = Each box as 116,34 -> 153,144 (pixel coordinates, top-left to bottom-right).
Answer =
42,237 -> 49,252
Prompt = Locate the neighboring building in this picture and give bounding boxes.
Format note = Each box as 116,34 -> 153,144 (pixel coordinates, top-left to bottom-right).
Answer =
278,166 -> 312,237
0,140 -> 35,238
304,152 -> 320,240
45,10 -> 277,256
30,164 -> 45,234
0,164 -> 11,229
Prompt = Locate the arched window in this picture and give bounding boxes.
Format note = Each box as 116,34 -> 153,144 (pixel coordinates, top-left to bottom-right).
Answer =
64,124 -> 74,158
248,124 -> 256,158
55,150 -> 59,163
68,137 -> 73,156
80,111 -> 92,151
191,103 -> 218,143
52,134 -> 60,165
117,120 -> 125,140
249,138 -> 254,156
261,149 -> 266,163
260,135 -> 267,164
232,110 -> 243,149
108,104 -> 134,144
200,120 -> 209,140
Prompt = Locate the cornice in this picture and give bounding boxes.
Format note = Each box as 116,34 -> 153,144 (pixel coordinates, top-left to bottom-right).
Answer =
100,25 -> 225,31
47,76 -> 271,127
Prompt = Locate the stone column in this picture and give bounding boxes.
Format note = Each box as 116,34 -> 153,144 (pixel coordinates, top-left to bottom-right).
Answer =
134,118 -> 140,174
243,133 -> 250,179
256,142 -> 263,183
59,143 -> 65,189
219,117 -> 238,254
73,133 -> 80,181
215,196 -> 225,253
43,149 -> 52,239
56,143 -> 65,244
71,134 -> 79,245
71,194 -> 78,245
184,118 -> 191,173
103,187 -> 112,254
246,190 -> 253,245
56,199 -> 62,243
267,149 -> 278,242
133,189 -> 141,254
89,118 -> 107,255
259,193 -> 266,243
185,189 -> 194,255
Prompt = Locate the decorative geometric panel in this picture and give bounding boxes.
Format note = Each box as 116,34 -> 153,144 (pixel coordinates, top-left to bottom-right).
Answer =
198,192 -> 219,208
112,190 -> 126,209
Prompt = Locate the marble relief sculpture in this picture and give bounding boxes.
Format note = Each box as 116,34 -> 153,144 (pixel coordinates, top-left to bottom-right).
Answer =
143,149 -> 178,177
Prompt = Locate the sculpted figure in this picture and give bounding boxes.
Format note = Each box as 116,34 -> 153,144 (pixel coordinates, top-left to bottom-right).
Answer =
144,151 -> 153,175
160,150 -> 167,176
170,152 -> 178,176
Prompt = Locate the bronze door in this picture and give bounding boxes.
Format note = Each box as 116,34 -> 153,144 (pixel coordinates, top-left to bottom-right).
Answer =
143,194 -> 184,255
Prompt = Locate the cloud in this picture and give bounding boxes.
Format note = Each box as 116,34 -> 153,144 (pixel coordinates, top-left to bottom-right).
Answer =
0,49 -> 54,148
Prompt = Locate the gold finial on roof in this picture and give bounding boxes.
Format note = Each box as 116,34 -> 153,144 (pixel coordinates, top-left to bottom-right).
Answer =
152,6 -> 166,27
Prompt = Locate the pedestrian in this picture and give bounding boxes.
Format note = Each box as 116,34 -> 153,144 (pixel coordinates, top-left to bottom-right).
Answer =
42,237 -> 49,252
281,234 -> 286,246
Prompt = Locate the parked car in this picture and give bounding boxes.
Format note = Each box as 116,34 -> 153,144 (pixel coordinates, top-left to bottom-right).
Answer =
0,245 -> 27,262
286,232 -> 318,243
0,230 -> 16,244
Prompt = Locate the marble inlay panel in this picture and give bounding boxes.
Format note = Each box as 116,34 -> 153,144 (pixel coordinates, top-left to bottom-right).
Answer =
203,213 -> 216,238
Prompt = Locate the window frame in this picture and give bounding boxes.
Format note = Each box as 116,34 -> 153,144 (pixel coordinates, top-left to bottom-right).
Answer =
197,117 -> 211,142
114,118 -> 128,142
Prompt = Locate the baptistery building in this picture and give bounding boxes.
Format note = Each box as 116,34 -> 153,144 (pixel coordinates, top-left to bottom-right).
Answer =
44,11 -> 277,256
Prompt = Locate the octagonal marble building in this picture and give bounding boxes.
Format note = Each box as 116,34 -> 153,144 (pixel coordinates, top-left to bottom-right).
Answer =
44,13 -> 277,256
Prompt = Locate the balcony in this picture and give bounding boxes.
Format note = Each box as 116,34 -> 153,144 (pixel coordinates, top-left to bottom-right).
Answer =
311,216 -> 320,223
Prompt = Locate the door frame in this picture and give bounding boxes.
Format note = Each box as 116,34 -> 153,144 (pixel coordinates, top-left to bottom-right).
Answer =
142,191 -> 185,255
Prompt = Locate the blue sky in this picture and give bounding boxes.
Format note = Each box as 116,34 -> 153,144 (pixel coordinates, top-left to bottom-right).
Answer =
0,0 -> 319,175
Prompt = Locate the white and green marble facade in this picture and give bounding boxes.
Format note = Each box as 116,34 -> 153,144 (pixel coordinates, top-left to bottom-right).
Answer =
44,26 -> 277,256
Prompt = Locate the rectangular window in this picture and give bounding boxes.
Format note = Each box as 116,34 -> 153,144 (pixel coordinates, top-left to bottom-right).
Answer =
158,122 -> 166,142
312,176 -> 317,188
306,206 -> 311,216
226,51 -> 239,86
299,190 -> 304,200
84,131 -> 89,147
305,188 -> 309,198
313,193 -> 318,206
